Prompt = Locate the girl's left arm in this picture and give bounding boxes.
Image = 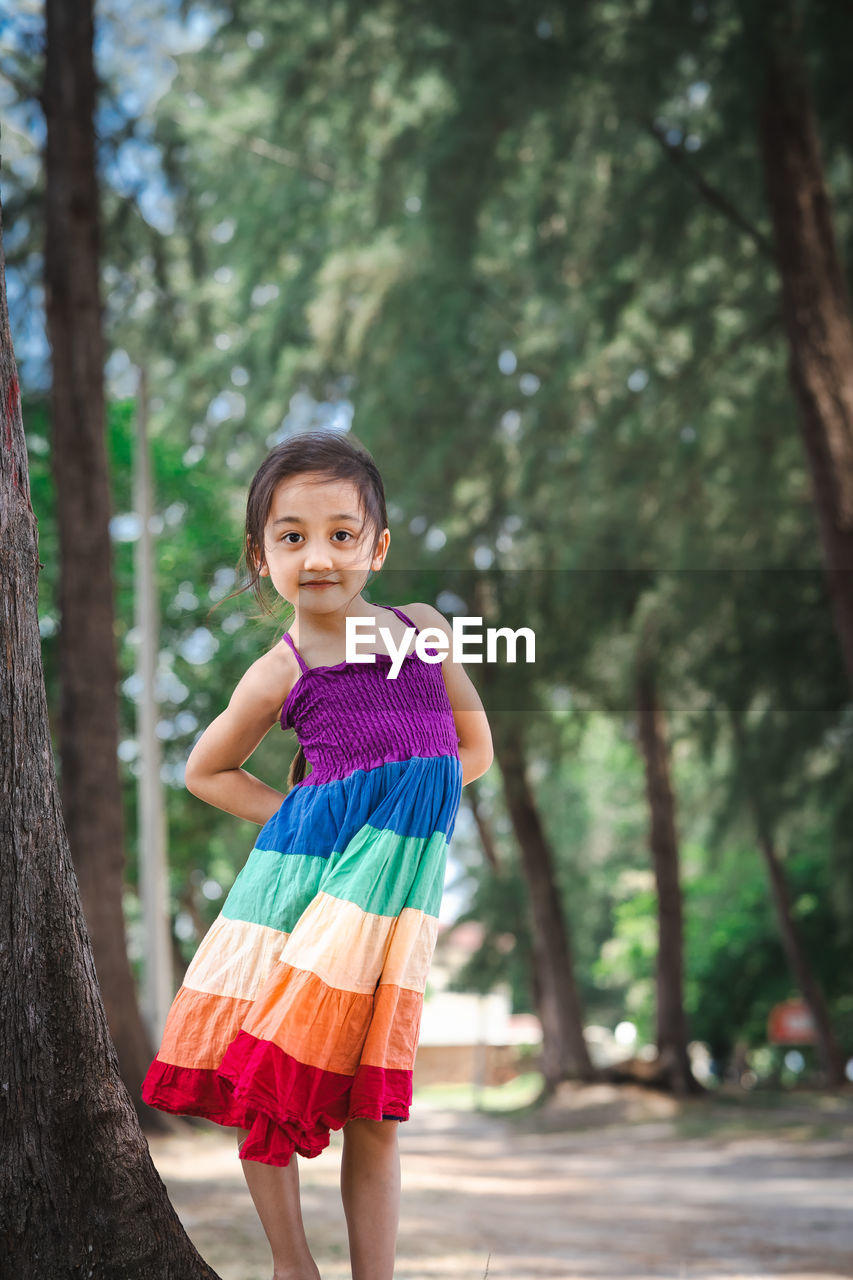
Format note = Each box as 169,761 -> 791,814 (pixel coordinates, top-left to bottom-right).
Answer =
407,603 -> 494,786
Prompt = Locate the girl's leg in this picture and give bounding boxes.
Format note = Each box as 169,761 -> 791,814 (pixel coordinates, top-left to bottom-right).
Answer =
340,1118 -> 401,1280
236,1127 -> 322,1280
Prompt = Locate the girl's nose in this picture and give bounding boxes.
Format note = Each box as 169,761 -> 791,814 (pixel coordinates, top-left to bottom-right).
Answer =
303,545 -> 334,570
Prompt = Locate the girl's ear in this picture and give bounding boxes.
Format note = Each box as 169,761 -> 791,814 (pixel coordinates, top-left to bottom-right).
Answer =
371,528 -> 390,570
248,543 -> 268,578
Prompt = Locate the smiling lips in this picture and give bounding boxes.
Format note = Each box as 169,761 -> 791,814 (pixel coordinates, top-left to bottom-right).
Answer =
302,580 -> 337,586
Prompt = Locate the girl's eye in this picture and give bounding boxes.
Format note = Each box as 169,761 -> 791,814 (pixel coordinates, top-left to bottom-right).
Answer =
280,530 -> 354,545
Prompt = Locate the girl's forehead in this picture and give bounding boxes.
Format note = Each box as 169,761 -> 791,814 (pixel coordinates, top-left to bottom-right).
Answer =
267,473 -> 363,521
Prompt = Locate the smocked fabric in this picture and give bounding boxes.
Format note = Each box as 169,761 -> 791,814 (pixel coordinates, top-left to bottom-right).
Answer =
281,639 -> 459,784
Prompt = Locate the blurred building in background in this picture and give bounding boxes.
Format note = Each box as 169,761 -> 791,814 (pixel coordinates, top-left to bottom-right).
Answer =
414,920 -> 541,1088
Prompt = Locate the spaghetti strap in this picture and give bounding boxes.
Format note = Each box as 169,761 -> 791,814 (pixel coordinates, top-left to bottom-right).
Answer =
381,603 -> 419,634
283,607 -> 416,674
282,630 -> 311,674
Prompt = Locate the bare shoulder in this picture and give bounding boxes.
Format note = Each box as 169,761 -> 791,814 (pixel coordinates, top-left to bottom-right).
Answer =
402,602 -> 452,636
233,633 -> 302,719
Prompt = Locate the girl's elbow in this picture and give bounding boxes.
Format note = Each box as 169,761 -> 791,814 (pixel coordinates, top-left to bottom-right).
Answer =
184,752 -> 209,798
184,766 -> 203,798
459,743 -> 494,784
475,731 -> 494,772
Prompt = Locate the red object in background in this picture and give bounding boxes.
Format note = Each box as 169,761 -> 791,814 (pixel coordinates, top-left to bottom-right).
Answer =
767,998 -> 817,1044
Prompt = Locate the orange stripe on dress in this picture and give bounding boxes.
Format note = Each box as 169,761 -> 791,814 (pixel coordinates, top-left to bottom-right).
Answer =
245,966 -> 423,1074
157,986 -> 254,1071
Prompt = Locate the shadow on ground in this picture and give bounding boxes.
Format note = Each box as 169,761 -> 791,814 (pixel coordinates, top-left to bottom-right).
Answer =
145,1084 -> 853,1280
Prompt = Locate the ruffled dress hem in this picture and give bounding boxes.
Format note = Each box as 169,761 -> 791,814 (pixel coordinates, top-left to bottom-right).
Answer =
142,1029 -> 411,1166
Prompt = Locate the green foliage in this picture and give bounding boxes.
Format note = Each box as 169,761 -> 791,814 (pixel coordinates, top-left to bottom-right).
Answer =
446,850 -> 535,1016
13,0 -> 853,1056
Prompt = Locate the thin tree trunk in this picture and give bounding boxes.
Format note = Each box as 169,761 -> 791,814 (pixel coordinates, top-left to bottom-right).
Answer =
730,715 -> 845,1086
465,780 -> 501,871
755,10 -> 853,690
492,718 -> 596,1088
42,0 -> 162,1121
0,195 -> 220,1279
635,657 -> 701,1097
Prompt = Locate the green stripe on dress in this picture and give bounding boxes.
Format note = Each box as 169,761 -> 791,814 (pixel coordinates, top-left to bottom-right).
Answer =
223,826 -> 448,930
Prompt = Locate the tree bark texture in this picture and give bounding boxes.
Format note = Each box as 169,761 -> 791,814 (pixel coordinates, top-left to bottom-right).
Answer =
0,198 -> 221,1277
491,717 -> 596,1087
756,16 -> 853,690
42,0 -> 161,1117
635,658 -> 701,1097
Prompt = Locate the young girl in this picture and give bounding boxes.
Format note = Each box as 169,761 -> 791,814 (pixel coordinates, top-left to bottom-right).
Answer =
141,429 -> 494,1280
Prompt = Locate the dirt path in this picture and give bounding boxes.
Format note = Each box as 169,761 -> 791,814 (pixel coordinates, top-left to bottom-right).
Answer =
146,1090 -> 853,1280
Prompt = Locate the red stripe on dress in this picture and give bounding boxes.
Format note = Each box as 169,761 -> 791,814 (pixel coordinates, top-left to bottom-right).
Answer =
141,1032 -> 411,1166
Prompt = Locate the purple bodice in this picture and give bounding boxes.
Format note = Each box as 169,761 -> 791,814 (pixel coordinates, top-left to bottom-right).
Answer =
280,605 -> 459,786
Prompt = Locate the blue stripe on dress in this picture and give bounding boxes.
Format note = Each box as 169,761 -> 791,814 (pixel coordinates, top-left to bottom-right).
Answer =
256,755 -> 462,860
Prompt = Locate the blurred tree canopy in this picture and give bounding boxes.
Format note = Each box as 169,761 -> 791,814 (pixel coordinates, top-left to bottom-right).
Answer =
6,0 -> 853,1077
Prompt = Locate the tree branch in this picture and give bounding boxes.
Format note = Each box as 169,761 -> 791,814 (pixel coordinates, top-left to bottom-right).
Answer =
644,118 -> 777,264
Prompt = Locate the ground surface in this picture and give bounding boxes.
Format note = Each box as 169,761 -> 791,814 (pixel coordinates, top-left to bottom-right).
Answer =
145,1082 -> 853,1280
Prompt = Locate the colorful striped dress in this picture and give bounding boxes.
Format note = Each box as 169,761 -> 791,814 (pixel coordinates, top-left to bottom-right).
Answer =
141,604 -> 462,1166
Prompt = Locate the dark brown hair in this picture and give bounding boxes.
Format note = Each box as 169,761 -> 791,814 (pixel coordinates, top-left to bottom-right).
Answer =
235,429 -> 389,789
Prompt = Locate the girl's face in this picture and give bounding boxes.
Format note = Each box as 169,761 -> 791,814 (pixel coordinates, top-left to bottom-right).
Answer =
257,473 -> 389,611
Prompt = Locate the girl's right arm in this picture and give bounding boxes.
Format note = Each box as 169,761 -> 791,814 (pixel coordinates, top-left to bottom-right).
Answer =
184,646 -> 297,825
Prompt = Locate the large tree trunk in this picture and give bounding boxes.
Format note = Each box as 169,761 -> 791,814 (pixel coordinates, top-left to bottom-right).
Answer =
42,0 -> 161,1120
0,197 -> 220,1279
492,718 -> 596,1089
756,10 -> 853,691
635,657 -> 702,1097
730,715 -> 845,1087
